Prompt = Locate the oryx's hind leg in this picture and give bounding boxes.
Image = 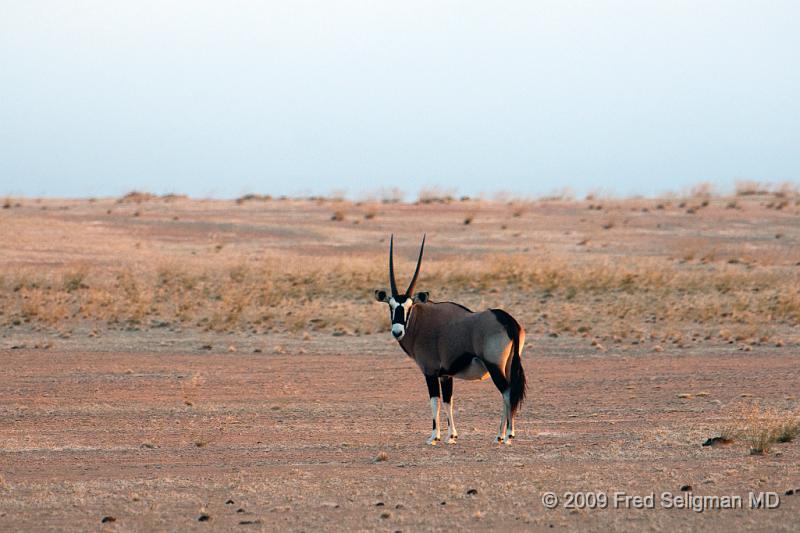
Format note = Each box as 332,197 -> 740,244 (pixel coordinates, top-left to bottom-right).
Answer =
502,390 -> 512,442
424,375 -> 441,445
486,364 -> 513,444
440,376 -> 458,444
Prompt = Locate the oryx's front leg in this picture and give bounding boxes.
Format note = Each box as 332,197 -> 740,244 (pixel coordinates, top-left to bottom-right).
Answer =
424,375 -> 441,445
440,376 -> 458,444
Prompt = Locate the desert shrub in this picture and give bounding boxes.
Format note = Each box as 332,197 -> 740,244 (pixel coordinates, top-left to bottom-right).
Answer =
117,191 -> 156,204
62,267 -> 89,292
735,181 -> 770,196
418,187 -> 455,204
236,193 -> 271,204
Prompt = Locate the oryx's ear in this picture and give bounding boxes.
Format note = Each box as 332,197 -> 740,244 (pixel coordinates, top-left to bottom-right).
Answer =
374,289 -> 389,302
413,291 -> 429,303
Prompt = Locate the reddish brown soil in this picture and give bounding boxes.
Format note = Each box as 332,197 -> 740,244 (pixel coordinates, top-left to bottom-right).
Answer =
1,333 -> 798,531
1,196 -> 799,530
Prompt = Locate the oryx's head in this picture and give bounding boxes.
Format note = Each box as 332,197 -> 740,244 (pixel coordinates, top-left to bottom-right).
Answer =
374,234 -> 429,340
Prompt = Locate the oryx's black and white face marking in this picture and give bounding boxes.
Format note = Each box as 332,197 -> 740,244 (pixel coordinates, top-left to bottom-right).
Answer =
374,289 -> 429,341
388,295 -> 414,339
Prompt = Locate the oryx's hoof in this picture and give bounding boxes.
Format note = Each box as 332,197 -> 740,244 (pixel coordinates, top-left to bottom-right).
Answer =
446,436 -> 457,444
426,436 -> 441,445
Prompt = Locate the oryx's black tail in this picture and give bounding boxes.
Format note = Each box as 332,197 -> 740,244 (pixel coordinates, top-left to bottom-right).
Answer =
509,325 -> 527,417
490,309 -> 527,416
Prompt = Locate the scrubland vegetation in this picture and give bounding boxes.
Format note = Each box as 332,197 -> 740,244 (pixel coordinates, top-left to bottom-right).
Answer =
2,183 -> 800,350
2,252 -> 799,348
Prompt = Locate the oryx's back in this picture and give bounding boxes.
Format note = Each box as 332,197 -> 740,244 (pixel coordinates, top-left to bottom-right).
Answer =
401,302 -> 523,381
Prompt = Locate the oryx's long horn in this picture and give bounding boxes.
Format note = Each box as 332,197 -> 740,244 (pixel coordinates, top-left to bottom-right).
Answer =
389,234 -> 399,296
405,234 -> 426,297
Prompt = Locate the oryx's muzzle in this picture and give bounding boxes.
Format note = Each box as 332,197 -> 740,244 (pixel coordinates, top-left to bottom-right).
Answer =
391,323 -> 405,339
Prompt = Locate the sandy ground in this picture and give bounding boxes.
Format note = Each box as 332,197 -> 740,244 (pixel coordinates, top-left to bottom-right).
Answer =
1,196 -> 799,531
1,332 -> 798,532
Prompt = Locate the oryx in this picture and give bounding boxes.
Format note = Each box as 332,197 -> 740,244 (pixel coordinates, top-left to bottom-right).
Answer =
374,235 -> 527,445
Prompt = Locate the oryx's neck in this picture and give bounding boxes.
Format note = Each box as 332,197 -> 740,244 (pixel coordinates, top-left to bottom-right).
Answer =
398,303 -> 423,355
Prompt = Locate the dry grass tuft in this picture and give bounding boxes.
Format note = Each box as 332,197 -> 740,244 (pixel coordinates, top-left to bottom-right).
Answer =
373,451 -> 389,463
162,193 -> 187,202
775,412 -> 800,443
117,191 -> 189,204
717,406 -> 800,455
364,187 -> 404,204
118,191 -> 157,204
540,187 -> 574,201
774,182 -> 797,198
743,412 -> 780,455
690,182 -> 714,199
61,266 -> 89,292
735,180 -> 798,199
736,181 -> 771,196
236,193 -> 271,204
418,187 -> 456,204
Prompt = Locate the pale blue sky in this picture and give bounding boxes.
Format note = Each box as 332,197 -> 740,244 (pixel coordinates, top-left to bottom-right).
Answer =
1,1 -> 798,199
